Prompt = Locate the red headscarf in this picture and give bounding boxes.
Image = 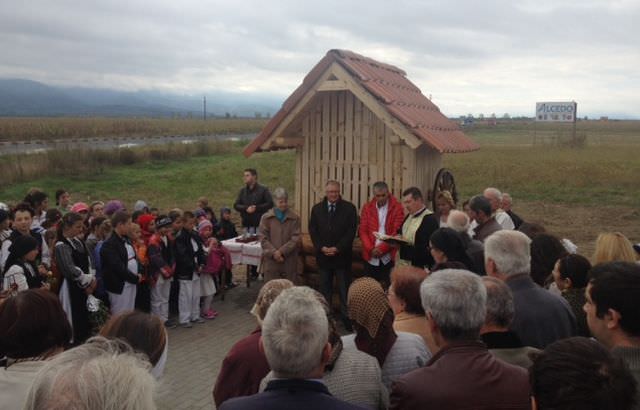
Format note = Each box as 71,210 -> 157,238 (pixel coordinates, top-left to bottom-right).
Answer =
137,214 -> 155,244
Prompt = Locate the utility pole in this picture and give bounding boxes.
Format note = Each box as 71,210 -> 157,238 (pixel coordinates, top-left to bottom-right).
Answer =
203,95 -> 207,120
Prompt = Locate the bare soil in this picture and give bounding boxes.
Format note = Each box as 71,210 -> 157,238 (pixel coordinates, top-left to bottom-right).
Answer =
517,201 -> 640,256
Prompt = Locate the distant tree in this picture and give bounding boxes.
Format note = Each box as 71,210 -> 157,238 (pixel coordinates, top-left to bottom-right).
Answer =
502,113 -> 510,119
478,113 -> 485,120
490,113 -> 496,119
225,112 -> 231,119
254,112 -> 262,119
583,115 -> 588,120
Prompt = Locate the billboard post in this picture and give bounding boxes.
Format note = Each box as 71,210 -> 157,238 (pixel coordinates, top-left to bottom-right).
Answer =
535,101 -> 578,144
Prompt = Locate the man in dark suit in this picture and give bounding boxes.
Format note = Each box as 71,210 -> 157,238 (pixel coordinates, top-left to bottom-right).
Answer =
309,180 -> 357,330
485,230 -> 576,349
219,287 -> 365,410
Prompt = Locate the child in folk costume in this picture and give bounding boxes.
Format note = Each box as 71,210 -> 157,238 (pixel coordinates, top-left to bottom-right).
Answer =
197,219 -> 219,319
101,211 -> 140,316
216,207 -> 238,241
55,212 -> 96,344
174,211 -> 205,328
2,235 -> 46,293
203,220 -> 233,298
148,215 -> 175,328
130,222 -> 151,313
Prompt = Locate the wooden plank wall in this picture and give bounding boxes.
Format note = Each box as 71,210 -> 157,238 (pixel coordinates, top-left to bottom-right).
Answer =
295,90 -> 440,233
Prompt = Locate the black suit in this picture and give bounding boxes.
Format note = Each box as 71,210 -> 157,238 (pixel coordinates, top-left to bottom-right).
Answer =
309,197 -> 357,322
219,379 -> 366,410
308,197 -> 358,270
100,233 -> 138,294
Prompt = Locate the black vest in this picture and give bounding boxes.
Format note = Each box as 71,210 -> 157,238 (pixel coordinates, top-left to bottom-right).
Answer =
59,237 -> 90,275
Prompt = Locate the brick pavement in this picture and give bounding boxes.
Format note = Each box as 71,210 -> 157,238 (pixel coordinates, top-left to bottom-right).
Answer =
157,272 -> 261,410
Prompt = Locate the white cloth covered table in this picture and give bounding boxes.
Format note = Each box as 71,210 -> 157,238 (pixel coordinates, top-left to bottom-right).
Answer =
221,237 -> 263,288
221,237 -> 262,267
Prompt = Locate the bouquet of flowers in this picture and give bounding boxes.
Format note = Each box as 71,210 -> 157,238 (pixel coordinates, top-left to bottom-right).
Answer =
86,294 -> 110,335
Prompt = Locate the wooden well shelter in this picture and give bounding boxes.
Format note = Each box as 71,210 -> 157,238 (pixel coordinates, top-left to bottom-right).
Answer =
244,49 -> 479,232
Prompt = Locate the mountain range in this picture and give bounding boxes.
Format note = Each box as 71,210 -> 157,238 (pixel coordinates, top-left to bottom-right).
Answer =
0,78 -> 282,118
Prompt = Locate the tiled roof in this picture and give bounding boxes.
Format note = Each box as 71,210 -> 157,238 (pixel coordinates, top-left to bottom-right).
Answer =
243,49 -> 479,156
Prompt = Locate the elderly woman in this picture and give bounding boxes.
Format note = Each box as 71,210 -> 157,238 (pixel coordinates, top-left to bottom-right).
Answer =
436,191 -> 456,227
213,279 -> 294,407
552,254 -> 592,337
260,287 -> 389,409
258,187 -> 301,284
0,289 -> 72,409
592,232 -> 638,265
23,337 -> 156,410
100,311 -> 169,379
388,266 -> 433,352
344,277 -> 431,390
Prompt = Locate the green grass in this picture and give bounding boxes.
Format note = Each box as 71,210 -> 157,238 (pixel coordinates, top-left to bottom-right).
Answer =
0,148 -> 296,212
2,120 -> 639,211
464,120 -> 640,146
444,145 -> 639,207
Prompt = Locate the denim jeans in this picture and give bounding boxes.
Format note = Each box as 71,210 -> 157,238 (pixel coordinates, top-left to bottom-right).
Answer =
319,267 -> 351,320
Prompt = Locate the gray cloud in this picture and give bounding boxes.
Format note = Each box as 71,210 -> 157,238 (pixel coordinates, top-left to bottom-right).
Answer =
0,0 -> 638,117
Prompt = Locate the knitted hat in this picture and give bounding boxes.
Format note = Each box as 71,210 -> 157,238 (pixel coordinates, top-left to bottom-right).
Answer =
197,219 -> 213,233
70,202 -> 89,213
8,235 -> 38,259
104,200 -> 125,216
250,279 -> 294,322
134,200 -> 148,212
194,208 -> 206,219
347,277 -> 391,339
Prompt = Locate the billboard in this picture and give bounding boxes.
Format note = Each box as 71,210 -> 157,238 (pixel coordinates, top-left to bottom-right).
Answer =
535,102 -> 577,122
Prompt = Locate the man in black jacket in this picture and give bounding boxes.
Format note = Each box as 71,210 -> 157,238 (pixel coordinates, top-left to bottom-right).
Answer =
234,168 -> 273,279
309,180 -> 357,330
233,168 -> 273,233
101,211 -> 141,315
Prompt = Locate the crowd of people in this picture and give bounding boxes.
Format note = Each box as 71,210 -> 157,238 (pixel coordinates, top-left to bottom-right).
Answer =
1,169 -> 639,409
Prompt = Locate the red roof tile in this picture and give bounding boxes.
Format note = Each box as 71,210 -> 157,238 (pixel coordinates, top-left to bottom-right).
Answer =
243,49 -> 479,156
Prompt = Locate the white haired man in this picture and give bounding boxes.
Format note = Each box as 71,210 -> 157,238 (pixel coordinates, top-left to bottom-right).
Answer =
220,287 -> 366,410
501,192 -> 523,229
483,187 -> 515,230
485,230 -> 576,349
390,269 -> 530,409
23,337 -> 156,410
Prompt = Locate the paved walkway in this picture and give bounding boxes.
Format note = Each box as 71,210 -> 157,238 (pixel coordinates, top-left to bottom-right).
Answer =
157,271 -> 262,410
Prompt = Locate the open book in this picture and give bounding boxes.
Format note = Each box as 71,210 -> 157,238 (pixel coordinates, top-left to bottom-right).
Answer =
373,232 -> 410,245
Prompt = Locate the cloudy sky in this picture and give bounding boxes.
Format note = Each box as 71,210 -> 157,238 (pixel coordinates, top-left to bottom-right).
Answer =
1,0 -> 638,117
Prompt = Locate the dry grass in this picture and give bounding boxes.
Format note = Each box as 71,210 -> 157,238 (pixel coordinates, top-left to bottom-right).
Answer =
0,117 -> 267,142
